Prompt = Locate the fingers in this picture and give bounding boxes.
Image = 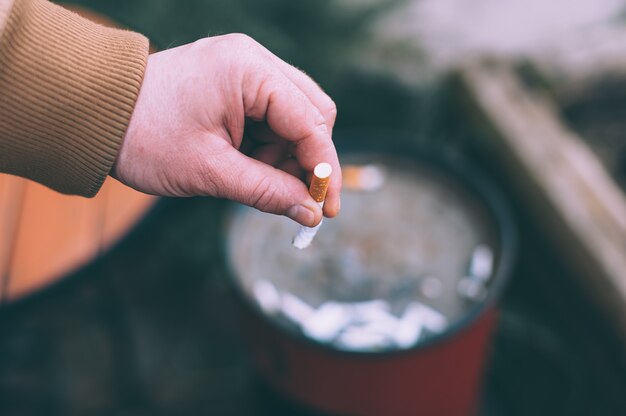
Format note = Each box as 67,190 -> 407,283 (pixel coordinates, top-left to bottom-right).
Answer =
246,122 -> 285,144
210,146 -> 323,226
242,70 -> 342,217
264,52 -> 338,135
251,142 -> 290,166
251,144 -> 305,179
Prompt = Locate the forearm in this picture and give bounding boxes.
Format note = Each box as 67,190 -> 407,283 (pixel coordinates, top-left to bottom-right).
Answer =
0,0 -> 148,196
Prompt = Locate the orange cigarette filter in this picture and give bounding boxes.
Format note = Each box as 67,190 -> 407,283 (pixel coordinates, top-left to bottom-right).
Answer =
342,166 -> 363,190
342,164 -> 385,192
309,163 -> 332,203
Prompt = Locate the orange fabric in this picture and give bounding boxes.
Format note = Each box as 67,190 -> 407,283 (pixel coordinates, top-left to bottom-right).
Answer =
4,175 -> 154,300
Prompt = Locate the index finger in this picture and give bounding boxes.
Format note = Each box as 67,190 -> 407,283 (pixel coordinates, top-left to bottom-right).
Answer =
264,50 -> 338,136
244,73 -> 341,217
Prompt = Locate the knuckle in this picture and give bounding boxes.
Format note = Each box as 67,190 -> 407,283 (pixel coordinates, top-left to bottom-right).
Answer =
192,153 -> 227,197
229,35 -> 268,75
227,33 -> 257,48
191,36 -> 214,51
196,166 -> 221,197
311,107 -> 328,131
250,175 -> 278,212
194,34 -> 260,58
325,99 -> 338,121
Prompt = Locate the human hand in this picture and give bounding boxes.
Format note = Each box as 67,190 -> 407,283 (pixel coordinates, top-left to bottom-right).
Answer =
113,34 -> 340,226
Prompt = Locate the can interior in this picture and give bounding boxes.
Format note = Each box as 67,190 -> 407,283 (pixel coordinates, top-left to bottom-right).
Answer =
226,152 -> 503,353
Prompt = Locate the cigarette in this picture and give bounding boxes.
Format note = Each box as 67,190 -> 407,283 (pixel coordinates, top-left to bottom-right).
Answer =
301,302 -> 353,342
406,302 -> 447,333
335,325 -> 392,351
292,162 -> 332,249
281,292 -> 315,324
252,279 -> 281,314
393,305 -> 423,348
468,245 -> 494,281
342,164 -> 385,192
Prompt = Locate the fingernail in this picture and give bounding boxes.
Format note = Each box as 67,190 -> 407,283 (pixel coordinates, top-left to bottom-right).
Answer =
287,204 -> 316,227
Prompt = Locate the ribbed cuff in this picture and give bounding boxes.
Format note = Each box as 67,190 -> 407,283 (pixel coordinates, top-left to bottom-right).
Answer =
0,0 -> 148,196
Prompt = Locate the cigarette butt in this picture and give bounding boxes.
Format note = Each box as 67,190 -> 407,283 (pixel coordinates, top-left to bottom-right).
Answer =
457,277 -> 488,302
353,301 -> 398,330
252,279 -> 281,314
309,162 -> 332,202
292,162 -> 332,249
343,165 -> 385,192
281,292 -> 315,324
469,245 -> 494,281
335,325 -> 392,351
405,302 -> 447,333
351,299 -> 391,314
302,302 -> 353,342
394,306 -> 423,348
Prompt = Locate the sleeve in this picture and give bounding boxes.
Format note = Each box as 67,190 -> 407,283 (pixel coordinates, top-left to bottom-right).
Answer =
0,0 -> 148,196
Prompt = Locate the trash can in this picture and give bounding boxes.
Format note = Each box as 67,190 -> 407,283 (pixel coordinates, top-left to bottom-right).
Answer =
225,136 -> 517,416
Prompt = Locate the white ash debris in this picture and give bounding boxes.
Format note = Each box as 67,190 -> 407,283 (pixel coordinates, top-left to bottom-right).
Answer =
469,245 -> 494,281
252,288 -> 450,352
458,244 -> 494,302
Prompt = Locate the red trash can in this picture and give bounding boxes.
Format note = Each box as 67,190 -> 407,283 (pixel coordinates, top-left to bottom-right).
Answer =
225,139 -> 517,416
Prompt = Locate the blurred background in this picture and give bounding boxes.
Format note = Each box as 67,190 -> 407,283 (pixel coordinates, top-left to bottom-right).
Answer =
1,0 -> 626,415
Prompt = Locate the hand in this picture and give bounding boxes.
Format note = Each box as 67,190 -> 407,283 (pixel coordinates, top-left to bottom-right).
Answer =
113,34 -> 341,226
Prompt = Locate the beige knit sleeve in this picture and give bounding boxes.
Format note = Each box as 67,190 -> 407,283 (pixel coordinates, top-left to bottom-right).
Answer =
0,0 -> 148,196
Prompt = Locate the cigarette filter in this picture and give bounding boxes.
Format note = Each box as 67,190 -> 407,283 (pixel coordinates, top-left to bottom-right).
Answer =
342,164 -> 385,192
292,162 -> 332,249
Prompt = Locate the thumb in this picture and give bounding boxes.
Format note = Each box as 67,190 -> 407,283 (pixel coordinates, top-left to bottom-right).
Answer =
214,146 -> 322,227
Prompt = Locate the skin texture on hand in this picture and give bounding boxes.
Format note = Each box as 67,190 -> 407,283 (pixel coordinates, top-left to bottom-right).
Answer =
113,34 -> 341,227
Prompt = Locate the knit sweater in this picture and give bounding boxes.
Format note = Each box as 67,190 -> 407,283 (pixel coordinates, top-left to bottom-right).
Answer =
0,0 -> 148,196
